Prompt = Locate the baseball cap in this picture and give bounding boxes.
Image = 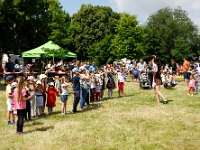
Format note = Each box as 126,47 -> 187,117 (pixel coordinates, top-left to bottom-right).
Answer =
11,82 -> 17,88
39,74 -> 47,80
6,76 -> 14,82
48,82 -> 54,86
27,76 -> 36,82
72,68 -> 79,73
36,80 -> 42,84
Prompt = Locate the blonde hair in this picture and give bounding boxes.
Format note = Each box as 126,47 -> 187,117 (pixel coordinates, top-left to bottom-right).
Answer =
16,76 -> 25,104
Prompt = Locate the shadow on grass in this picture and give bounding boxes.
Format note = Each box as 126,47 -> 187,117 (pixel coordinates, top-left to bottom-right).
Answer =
81,103 -> 102,113
160,100 -> 174,104
27,126 -> 54,133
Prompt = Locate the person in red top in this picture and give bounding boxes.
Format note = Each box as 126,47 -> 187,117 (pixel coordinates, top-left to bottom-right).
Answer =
46,82 -> 58,114
182,58 -> 191,86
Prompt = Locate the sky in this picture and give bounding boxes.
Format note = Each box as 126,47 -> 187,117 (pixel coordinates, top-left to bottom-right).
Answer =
59,0 -> 200,28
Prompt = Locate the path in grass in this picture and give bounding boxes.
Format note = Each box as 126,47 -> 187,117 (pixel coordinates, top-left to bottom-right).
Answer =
0,78 -> 200,150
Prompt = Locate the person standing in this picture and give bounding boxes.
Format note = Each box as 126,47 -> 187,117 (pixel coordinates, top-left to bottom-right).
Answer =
182,58 -> 191,86
152,55 -> 168,104
5,58 -> 15,72
89,62 -> 97,73
72,68 -> 80,113
137,58 -> 147,73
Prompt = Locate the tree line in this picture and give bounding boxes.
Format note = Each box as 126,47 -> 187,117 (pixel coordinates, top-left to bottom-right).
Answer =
1,0 -> 200,65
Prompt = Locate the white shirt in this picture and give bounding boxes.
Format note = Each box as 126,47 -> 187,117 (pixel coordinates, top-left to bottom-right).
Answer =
60,84 -> 68,95
117,72 -> 125,82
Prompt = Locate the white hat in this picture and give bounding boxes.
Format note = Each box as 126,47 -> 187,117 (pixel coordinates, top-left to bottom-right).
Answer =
48,82 -> 54,86
11,82 -> 17,88
39,74 -> 47,80
36,80 -> 42,84
79,66 -> 86,71
72,68 -> 79,73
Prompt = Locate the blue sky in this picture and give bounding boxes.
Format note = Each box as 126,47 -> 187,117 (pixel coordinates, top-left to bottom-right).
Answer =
59,0 -> 200,28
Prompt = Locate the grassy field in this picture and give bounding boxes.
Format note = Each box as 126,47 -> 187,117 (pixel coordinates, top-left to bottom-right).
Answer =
0,77 -> 200,150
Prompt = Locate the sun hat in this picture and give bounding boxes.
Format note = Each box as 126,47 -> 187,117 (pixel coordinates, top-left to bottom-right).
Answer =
11,82 -> 17,88
27,76 -> 36,82
48,82 -> 54,86
72,68 -> 79,73
36,80 -> 42,84
39,74 -> 47,80
6,76 -> 14,82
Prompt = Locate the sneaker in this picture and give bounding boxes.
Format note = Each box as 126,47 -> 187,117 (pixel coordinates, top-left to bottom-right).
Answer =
191,94 -> 194,96
163,100 -> 168,105
8,121 -> 14,125
187,93 -> 190,96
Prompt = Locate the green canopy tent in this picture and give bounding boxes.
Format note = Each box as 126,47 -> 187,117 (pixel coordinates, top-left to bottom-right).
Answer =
22,41 -> 77,59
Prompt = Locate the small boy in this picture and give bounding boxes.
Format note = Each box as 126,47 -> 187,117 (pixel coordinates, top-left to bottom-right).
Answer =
6,76 -> 14,125
72,68 -> 80,113
194,71 -> 199,93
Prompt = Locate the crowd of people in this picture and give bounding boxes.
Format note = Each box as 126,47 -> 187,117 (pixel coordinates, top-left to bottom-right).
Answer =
3,56 -> 200,135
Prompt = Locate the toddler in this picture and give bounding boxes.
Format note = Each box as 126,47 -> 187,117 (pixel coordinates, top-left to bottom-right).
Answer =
188,75 -> 195,96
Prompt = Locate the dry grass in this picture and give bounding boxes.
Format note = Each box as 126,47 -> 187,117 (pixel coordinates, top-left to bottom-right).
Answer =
0,77 -> 200,150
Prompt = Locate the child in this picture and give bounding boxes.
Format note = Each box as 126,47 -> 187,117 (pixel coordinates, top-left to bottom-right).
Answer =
35,80 -> 44,116
13,76 -> 34,134
6,76 -> 14,125
27,76 -> 36,118
54,75 -> 61,94
40,74 -> 47,115
11,82 -> 18,124
188,75 -> 195,96
90,73 -> 96,103
46,82 -> 58,114
95,75 -> 101,102
117,68 -> 125,97
72,68 -> 80,113
106,71 -> 116,98
24,80 -> 31,121
60,76 -> 69,115
194,71 -> 199,93
132,68 -> 139,82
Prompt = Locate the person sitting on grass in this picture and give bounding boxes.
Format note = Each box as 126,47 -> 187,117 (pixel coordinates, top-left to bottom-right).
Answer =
163,72 -> 177,89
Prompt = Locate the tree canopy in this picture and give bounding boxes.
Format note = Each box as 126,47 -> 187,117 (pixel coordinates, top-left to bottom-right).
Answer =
1,2 -> 200,64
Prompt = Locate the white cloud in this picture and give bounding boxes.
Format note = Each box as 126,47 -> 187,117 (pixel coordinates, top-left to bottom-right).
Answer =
110,0 -> 200,28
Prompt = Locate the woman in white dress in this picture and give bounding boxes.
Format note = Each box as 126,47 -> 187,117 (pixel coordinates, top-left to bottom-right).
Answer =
152,55 -> 168,104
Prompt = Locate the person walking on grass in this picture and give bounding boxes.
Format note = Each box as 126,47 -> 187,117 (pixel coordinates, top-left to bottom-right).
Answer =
151,55 -> 168,104
72,68 -> 80,113
13,76 -> 34,134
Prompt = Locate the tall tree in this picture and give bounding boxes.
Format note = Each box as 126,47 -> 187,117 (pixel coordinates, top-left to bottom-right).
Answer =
71,4 -> 120,60
111,13 -> 145,60
145,7 -> 199,63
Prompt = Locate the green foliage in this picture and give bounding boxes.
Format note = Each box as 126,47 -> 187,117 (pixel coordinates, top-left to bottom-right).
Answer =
145,7 -> 199,63
112,14 -> 145,60
71,4 -> 120,60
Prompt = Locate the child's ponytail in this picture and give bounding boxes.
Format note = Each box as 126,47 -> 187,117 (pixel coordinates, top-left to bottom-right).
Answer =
17,77 -> 24,104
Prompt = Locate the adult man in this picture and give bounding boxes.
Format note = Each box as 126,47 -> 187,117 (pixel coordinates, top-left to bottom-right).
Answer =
182,58 -> 190,86
137,58 -> 147,73
89,62 -> 97,73
5,58 -> 14,72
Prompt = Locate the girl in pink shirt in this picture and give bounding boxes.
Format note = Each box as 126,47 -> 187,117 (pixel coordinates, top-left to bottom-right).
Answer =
13,76 -> 34,135
188,75 -> 195,96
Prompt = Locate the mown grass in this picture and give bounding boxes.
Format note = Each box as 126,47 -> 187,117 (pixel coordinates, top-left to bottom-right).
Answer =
0,77 -> 200,150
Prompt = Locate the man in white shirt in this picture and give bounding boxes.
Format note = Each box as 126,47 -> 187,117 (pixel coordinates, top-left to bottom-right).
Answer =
137,58 -> 147,73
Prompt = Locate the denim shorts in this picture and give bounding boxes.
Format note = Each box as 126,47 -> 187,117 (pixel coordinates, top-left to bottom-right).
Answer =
60,95 -> 68,102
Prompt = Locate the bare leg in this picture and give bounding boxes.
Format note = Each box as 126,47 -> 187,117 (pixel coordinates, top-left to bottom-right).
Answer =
155,85 -> 167,101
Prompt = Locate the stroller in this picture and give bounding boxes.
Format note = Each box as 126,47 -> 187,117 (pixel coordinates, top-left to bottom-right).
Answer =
139,72 -> 152,89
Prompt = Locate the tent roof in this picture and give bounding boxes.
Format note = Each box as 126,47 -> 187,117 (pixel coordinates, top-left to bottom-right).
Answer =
22,41 -> 77,58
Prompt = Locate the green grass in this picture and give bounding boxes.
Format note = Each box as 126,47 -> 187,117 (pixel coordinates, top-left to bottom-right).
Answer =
0,77 -> 200,150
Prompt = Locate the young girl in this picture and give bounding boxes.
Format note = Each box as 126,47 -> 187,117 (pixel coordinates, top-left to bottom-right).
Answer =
40,74 -> 47,115
152,55 -> 168,104
46,82 -> 58,114
60,76 -> 69,115
117,68 -> 125,97
27,76 -> 36,118
54,75 -> 61,94
35,80 -> 44,116
95,76 -> 101,102
13,76 -> 34,134
188,75 -> 195,96
11,82 -> 18,124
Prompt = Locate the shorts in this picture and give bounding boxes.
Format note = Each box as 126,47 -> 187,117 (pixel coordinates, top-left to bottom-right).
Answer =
7,99 -> 13,111
183,72 -> 190,80
100,85 -> 105,91
134,75 -> 138,79
118,82 -> 124,92
60,95 -> 68,102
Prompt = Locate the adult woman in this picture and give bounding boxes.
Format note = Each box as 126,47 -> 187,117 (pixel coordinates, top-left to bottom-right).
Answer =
152,55 -> 168,104
79,66 -> 90,110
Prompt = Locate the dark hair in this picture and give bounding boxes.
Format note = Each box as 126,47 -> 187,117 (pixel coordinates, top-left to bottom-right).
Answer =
154,56 -> 161,70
